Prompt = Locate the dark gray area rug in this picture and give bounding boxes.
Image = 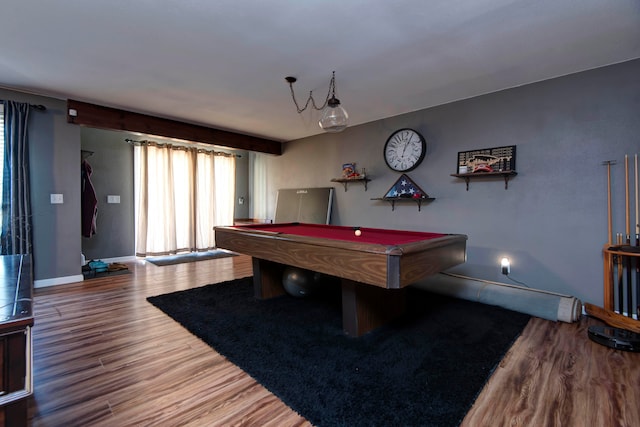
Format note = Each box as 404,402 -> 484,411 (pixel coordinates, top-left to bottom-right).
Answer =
146,250 -> 237,266
147,277 -> 530,427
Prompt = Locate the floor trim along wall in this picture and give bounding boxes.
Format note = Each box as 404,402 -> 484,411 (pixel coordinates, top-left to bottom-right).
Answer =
35,274 -> 85,288
35,256 -> 137,288
98,255 -> 137,263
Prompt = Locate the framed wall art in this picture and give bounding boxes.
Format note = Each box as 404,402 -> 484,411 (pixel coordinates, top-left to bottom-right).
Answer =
456,145 -> 516,174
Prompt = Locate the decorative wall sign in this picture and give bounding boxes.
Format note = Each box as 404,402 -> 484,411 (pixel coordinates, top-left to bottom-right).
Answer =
456,145 -> 516,174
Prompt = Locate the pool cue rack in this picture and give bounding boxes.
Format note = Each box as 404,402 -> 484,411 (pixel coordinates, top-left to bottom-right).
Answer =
602,245 -> 640,320
589,156 -> 640,351
600,155 -> 640,322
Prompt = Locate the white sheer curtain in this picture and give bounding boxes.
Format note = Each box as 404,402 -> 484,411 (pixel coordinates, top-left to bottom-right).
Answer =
249,151 -> 267,221
134,141 -> 235,256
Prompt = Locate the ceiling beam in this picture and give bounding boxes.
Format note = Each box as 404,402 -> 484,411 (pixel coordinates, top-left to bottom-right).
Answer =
66,99 -> 282,155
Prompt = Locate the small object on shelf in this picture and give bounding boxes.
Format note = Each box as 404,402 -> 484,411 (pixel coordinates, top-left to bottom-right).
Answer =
342,162 -> 361,179
332,162 -> 369,191
355,229 -> 362,237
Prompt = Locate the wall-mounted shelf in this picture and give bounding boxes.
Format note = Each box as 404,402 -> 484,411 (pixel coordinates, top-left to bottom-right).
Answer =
450,171 -> 517,190
331,177 -> 371,191
371,197 -> 435,211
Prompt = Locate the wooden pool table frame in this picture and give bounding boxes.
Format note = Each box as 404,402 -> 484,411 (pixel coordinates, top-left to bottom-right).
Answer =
215,224 -> 467,336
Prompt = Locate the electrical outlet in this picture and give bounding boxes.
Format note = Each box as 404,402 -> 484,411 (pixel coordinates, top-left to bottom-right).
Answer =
50,193 -> 64,204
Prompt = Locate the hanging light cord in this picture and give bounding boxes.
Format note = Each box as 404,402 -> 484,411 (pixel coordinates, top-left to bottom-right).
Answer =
287,71 -> 337,113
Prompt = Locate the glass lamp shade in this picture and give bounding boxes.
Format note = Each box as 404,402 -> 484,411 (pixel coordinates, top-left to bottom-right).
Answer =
319,97 -> 348,133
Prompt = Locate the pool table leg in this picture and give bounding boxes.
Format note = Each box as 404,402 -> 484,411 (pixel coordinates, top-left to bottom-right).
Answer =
341,279 -> 406,337
252,258 -> 286,299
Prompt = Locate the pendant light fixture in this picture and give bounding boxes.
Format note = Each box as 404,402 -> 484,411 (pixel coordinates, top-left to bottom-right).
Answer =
285,71 -> 349,133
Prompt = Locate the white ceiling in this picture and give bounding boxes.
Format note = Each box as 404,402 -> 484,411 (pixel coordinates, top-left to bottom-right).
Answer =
1,0 -> 639,142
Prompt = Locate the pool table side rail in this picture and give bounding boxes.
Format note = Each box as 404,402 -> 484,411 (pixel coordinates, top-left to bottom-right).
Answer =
214,226 -> 467,289
396,240 -> 467,287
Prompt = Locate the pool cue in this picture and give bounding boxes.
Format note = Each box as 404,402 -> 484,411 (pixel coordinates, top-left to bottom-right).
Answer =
618,232 -> 624,314
626,155 -> 630,241
603,160 -> 621,312
625,155 -> 633,317
635,154 -> 639,318
604,160 -> 615,245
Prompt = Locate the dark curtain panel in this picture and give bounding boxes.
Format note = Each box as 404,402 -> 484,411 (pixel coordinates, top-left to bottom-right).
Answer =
1,101 -> 32,255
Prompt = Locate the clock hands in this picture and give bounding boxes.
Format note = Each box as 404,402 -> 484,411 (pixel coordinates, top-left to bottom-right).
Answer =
401,138 -> 409,158
389,137 -> 417,169
400,132 -> 418,161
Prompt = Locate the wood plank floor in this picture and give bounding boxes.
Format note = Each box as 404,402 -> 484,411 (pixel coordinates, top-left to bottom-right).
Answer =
28,255 -> 640,426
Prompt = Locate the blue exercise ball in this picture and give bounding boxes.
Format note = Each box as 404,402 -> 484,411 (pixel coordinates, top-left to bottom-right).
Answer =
283,267 -> 320,297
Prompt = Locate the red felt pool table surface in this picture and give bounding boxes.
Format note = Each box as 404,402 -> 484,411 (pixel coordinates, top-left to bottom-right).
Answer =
214,222 -> 467,336
237,222 -> 447,245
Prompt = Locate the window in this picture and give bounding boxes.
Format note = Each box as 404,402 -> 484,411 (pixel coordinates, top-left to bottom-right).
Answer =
133,141 -> 236,256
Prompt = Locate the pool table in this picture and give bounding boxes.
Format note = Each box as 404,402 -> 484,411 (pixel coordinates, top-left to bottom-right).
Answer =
214,223 -> 467,336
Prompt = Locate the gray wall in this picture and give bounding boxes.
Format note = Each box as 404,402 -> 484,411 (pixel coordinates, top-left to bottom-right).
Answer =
0,89 -> 81,283
80,127 -> 135,260
234,152 -> 250,219
263,59 -> 640,306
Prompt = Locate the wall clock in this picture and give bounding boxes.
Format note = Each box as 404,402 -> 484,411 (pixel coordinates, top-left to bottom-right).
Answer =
383,128 -> 426,172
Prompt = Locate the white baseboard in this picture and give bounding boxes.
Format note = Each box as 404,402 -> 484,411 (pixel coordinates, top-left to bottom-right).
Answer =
34,274 -> 85,288
34,256 -> 137,289
94,255 -> 137,263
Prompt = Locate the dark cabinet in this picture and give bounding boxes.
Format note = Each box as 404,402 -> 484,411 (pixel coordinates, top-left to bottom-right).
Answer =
0,255 -> 33,427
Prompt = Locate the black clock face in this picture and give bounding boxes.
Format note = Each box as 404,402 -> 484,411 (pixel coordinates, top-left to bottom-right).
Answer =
383,128 -> 426,172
